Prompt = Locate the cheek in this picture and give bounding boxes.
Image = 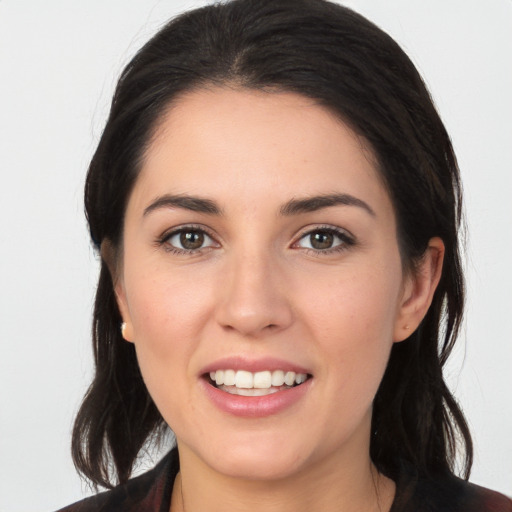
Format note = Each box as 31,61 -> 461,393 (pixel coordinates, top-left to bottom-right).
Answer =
305,265 -> 401,340
123,264 -> 214,400
300,263 -> 402,387
126,279 -> 207,432
126,261 -> 213,344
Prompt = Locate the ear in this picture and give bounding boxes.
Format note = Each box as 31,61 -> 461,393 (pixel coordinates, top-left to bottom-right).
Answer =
101,239 -> 135,343
394,237 -> 445,342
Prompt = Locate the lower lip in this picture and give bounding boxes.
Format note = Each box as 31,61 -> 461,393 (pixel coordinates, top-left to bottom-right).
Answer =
201,378 -> 312,418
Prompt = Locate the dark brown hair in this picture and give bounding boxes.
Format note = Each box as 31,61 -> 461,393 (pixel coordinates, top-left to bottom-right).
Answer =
73,0 -> 472,489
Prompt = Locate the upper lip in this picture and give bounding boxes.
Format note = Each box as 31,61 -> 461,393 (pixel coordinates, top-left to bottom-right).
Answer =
200,356 -> 311,376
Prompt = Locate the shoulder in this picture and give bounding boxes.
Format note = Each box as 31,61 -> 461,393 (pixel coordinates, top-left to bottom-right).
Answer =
461,481 -> 512,512
393,466 -> 512,512
55,449 -> 178,512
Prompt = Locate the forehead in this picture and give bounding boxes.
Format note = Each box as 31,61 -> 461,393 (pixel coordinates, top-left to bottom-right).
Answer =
133,87 -> 391,216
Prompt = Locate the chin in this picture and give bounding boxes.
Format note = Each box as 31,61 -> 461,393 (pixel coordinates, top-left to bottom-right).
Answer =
188,432 -> 310,481
213,450 -> 305,481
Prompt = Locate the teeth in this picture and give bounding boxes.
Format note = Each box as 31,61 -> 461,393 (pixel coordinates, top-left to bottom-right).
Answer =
215,370 -> 224,386
253,371 -> 272,389
284,371 -> 295,386
223,369 -> 236,386
271,370 -> 285,386
219,386 -> 282,396
210,369 -> 308,390
235,370 -> 253,389
295,373 -> 307,384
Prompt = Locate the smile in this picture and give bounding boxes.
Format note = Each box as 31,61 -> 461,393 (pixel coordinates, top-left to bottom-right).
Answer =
208,369 -> 309,396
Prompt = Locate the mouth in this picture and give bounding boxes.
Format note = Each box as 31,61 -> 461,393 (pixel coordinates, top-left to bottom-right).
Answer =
205,369 -> 312,397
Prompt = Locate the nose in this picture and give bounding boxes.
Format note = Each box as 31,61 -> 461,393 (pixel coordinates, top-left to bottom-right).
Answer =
215,250 -> 293,337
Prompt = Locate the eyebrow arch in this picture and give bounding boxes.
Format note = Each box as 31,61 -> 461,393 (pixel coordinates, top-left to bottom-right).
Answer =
280,193 -> 375,217
143,194 -> 222,216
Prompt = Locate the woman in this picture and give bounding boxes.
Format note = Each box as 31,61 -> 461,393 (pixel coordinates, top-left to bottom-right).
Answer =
57,0 -> 512,510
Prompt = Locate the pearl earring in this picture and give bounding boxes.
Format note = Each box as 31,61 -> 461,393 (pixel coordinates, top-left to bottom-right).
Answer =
121,322 -> 127,339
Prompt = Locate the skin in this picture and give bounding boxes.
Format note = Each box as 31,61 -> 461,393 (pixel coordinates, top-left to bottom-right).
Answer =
114,88 -> 444,512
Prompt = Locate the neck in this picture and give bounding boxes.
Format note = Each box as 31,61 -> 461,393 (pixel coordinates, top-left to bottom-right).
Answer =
170,443 -> 395,512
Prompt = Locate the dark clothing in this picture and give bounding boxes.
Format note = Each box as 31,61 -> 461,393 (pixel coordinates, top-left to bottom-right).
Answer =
56,453 -> 176,512
389,462 -> 512,512
56,449 -> 512,512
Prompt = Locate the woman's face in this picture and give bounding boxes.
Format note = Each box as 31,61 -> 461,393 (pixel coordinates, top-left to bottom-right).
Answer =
116,88 -> 433,480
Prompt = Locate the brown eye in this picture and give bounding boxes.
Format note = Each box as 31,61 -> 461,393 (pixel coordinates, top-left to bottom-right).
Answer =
180,231 -> 204,250
165,228 -> 216,252
310,231 -> 334,250
296,228 -> 351,252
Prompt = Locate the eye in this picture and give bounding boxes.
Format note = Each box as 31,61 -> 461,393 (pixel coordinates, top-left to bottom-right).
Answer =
295,227 -> 353,252
161,227 -> 217,253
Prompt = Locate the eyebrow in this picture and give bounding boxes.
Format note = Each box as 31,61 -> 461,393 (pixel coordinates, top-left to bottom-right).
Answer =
143,192 -> 375,218
280,193 -> 375,217
143,194 -> 223,216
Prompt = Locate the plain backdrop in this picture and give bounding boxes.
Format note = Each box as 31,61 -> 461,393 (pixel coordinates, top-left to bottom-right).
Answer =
0,1 -> 511,510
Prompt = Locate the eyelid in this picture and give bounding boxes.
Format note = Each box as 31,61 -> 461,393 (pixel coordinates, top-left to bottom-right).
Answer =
292,224 -> 355,252
157,224 -> 220,253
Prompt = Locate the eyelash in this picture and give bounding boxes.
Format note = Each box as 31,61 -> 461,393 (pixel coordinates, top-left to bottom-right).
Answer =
156,224 -> 218,255
156,225 -> 355,256
293,225 -> 355,256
